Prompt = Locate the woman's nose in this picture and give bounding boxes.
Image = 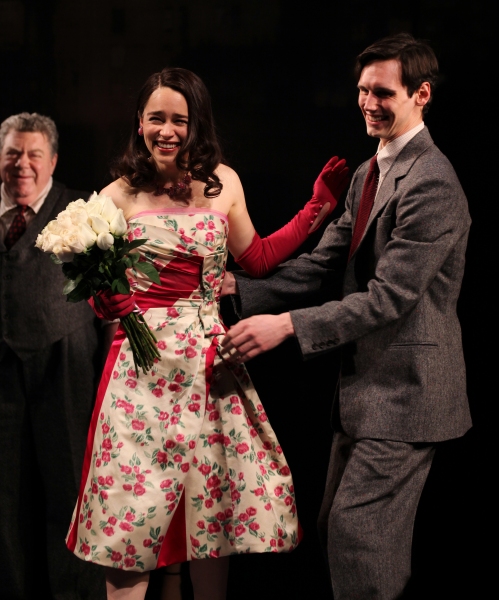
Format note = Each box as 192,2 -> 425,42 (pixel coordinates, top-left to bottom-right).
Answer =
159,122 -> 173,137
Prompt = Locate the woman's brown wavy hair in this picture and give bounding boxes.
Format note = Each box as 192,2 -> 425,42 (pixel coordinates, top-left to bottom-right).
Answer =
112,67 -> 224,197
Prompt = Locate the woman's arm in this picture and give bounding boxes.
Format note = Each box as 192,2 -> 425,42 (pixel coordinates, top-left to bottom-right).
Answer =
226,156 -> 349,277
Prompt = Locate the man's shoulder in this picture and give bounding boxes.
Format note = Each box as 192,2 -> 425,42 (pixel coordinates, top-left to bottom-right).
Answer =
45,181 -> 91,210
51,180 -> 91,202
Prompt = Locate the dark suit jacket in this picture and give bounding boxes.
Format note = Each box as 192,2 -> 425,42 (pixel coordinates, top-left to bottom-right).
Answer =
0,180 -> 96,359
236,127 -> 472,443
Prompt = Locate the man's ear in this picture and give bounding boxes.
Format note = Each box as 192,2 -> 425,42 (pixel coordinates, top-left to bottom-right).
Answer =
415,82 -> 431,108
50,153 -> 58,175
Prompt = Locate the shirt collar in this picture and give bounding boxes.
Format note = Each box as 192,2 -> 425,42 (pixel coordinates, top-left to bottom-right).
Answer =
376,122 -> 425,178
0,177 -> 53,217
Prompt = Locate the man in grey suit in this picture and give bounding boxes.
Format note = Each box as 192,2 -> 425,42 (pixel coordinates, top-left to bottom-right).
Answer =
0,113 -> 105,599
221,33 -> 471,599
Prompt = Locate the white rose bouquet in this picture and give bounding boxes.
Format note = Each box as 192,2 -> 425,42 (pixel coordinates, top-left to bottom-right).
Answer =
35,192 -> 161,375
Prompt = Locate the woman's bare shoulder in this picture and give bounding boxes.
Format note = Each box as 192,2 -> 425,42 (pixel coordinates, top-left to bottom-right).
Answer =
215,163 -> 241,186
99,178 -> 133,209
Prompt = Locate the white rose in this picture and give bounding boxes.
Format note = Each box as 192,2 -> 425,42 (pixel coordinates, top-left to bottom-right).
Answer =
100,195 -> 119,223
52,242 -> 74,263
96,231 -> 115,251
78,222 -> 97,248
35,227 -> 62,252
46,220 -> 63,235
85,193 -> 104,217
62,230 -> 87,254
66,199 -> 87,212
69,207 -> 90,225
109,208 -> 127,236
56,210 -> 73,229
90,215 -> 111,235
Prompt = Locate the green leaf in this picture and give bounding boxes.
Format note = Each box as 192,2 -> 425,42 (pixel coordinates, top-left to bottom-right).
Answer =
66,278 -> 92,302
112,278 -> 130,294
134,261 -> 160,284
63,278 -> 78,295
126,238 -> 149,251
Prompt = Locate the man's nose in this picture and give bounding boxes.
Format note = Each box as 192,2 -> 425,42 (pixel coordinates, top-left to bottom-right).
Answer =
15,153 -> 29,168
364,92 -> 378,111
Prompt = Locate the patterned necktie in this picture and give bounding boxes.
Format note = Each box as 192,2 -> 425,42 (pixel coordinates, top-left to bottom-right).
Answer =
4,205 -> 28,250
348,155 -> 379,260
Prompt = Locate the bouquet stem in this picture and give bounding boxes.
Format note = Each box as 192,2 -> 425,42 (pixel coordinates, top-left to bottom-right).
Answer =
121,312 -> 161,375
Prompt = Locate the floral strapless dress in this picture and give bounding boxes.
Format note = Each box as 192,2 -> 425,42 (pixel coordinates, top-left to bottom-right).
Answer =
66,208 -> 300,571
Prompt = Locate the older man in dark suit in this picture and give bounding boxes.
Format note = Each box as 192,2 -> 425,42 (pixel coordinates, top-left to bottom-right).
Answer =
221,33 -> 471,599
0,113 -> 105,599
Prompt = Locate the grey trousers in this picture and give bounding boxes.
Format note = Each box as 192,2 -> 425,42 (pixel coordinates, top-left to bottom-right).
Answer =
318,432 -> 435,600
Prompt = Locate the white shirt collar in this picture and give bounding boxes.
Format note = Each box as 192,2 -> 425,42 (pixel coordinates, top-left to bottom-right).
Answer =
0,177 -> 53,217
376,122 -> 425,179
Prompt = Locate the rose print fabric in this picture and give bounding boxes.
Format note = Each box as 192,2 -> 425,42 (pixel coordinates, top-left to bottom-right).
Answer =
66,209 -> 300,571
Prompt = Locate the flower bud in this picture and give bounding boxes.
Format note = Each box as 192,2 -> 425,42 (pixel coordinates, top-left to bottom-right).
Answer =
96,231 -> 115,251
90,215 -> 111,235
78,222 -> 97,248
100,195 -> 119,222
86,193 -> 103,217
109,209 -> 127,236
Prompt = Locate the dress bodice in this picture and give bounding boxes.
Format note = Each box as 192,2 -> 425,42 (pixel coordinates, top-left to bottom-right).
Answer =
127,208 -> 229,337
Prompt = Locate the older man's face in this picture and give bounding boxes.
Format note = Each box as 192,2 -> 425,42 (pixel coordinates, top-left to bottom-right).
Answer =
0,130 -> 57,206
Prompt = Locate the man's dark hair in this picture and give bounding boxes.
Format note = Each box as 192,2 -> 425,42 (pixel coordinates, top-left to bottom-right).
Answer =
113,67 -> 224,197
355,33 -> 439,114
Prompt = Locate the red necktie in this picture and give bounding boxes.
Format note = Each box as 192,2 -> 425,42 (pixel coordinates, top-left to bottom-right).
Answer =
4,205 -> 28,250
348,155 -> 379,260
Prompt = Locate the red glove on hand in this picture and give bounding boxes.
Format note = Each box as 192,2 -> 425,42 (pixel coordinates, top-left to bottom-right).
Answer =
88,289 -> 135,321
235,156 -> 349,277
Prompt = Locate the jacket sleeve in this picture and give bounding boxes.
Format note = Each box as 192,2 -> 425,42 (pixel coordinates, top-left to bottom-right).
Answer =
290,152 -> 471,360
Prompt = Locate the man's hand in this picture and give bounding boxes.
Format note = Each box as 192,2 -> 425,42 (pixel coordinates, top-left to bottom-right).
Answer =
221,271 -> 238,297
221,313 -> 295,363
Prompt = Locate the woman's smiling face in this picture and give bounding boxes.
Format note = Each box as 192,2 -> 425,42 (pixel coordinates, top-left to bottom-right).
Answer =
140,86 -> 189,175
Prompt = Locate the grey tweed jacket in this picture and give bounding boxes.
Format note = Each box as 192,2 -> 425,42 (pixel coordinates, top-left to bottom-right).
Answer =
236,127 -> 472,443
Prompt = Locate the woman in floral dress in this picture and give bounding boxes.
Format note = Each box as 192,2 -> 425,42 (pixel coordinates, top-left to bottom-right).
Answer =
66,67 -> 348,600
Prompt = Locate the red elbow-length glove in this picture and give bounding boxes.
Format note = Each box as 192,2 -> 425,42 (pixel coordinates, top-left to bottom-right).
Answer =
88,288 -> 135,321
234,156 -> 349,277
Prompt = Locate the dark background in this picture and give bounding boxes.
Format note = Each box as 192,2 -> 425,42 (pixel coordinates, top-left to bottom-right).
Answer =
1,1 -> 493,598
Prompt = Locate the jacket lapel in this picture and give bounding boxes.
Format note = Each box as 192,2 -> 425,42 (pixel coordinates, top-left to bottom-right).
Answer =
354,127 -> 435,254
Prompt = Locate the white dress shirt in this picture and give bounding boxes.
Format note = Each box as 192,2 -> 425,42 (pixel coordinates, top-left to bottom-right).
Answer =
0,177 -> 53,243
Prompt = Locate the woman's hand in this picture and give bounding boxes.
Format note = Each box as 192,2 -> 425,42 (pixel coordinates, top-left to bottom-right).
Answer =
309,156 -> 350,232
88,289 -> 135,321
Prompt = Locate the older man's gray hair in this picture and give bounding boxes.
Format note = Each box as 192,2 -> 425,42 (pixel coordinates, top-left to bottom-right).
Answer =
0,112 -> 59,156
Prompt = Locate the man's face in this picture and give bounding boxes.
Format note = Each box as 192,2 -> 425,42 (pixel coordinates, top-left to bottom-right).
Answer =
357,59 -> 429,148
0,130 -> 57,206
